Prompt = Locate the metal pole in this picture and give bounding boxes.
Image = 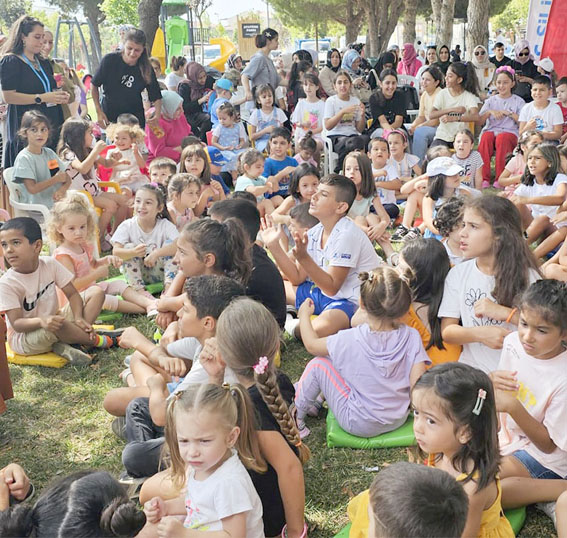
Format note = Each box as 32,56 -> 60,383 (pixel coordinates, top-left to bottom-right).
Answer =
189,6 -> 196,61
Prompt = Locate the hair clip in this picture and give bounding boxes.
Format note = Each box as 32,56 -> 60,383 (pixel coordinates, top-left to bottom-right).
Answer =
222,382 -> 230,391
472,388 -> 487,415
496,65 -> 516,76
149,181 -> 158,187
253,356 -> 269,375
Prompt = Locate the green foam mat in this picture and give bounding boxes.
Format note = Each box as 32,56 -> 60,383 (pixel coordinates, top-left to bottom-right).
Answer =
334,506 -> 526,537
104,275 -> 164,295
326,410 -> 415,449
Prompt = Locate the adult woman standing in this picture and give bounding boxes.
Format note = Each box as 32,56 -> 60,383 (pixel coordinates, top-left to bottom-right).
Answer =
434,45 -> 452,75
241,28 -> 281,110
471,45 -> 495,99
91,28 -> 162,128
510,39 -> 538,103
0,15 -> 69,167
319,48 -> 341,96
177,61 -> 214,140
397,43 -> 422,77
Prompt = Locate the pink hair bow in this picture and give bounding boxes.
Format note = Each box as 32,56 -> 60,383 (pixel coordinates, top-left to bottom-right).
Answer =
253,356 -> 269,375
496,65 -> 515,76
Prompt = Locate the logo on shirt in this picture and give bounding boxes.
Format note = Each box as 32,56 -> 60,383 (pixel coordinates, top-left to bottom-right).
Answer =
121,75 -> 135,88
340,253 -> 351,260
23,281 -> 54,311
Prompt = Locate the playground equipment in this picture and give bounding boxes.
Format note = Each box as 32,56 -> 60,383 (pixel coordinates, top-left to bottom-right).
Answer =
208,37 -> 237,72
53,17 -> 102,74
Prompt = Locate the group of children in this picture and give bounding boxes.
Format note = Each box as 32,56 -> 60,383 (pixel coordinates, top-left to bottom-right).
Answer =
1,58 -> 567,538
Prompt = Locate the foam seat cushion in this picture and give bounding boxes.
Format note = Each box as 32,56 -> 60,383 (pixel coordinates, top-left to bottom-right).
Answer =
326,410 -> 416,449
6,344 -> 66,368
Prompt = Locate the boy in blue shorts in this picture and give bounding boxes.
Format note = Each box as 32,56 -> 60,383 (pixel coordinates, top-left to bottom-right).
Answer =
263,174 -> 381,338
263,127 -> 298,198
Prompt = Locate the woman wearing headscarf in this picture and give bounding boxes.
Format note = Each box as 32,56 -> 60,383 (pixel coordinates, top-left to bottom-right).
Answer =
510,39 -> 538,102
225,53 -> 243,72
472,45 -> 495,99
177,61 -> 214,140
319,48 -> 341,96
368,51 -> 396,90
397,43 -> 422,77
341,49 -> 372,103
433,45 -> 451,75
145,90 -> 192,163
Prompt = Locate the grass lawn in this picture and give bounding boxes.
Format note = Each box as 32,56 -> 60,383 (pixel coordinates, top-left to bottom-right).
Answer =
0,313 -> 557,537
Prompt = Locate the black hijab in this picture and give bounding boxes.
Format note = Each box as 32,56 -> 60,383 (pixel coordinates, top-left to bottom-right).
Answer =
326,48 -> 341,72
369,52 -> 396,89
434,45 -> 451,74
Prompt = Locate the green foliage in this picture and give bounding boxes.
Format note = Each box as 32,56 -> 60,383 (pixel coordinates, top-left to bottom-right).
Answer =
100,0 -> 140,26
491,0 -> 529,30
270,0 -> 339,34
0,0 -> 31,27
418,0 -> 514,20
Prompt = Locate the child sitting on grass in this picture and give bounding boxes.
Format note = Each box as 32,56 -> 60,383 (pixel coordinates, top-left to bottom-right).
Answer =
0,218 -> 119,366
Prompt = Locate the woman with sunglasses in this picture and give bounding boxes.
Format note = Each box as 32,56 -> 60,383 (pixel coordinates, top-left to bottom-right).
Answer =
471,45 -> 495,100
510,39 -> 538,102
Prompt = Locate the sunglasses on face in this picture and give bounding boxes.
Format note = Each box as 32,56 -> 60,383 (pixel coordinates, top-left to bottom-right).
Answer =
475,51 -> 486,56
518,52 -> 529,57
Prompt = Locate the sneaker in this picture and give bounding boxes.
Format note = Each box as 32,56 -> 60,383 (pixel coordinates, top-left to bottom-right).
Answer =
391,224 -> 410,242
493,181 -> 503,189
482,180 -> 490,189
402,227 -> 422,244
284,317 -> 300,338
297,419 -> 311,439
536,501 -> 557,526
52,342 -> 93,366
111,416 -> 127,440
118,470 -> 147,500
95,327 -> 125,338
286,305 -> 298,318
123,354 -> 133,367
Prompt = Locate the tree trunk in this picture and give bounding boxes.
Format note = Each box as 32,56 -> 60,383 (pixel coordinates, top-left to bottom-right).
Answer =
364,0 -> 404,56
402,0 -> 418,45
197,14 -> 205,64
138,0 -> 163,51
437,0 -> 456,49
431,0 -> 442,43
466,0 -> 490,60
83,2 -> 104,70
338,0 -> 364,45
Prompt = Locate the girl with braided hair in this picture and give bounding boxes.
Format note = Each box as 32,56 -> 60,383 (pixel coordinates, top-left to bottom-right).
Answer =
295,266 -> 429,439
212,297 -> 308,538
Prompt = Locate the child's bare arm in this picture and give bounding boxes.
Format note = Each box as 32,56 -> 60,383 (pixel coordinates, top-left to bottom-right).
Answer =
147,374 -> 169,427
22,171 -> 67,194
55,254 -> 108,290
113,242 -> 147,261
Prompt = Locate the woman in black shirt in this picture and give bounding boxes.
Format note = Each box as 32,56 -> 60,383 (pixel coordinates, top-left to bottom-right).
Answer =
91,29 -> 162,128
369,68 -> 406,138
0,15 -> 69,167
510,39 -> 539,103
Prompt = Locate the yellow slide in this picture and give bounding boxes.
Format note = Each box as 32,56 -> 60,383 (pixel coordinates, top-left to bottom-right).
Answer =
209,37 -> 237,72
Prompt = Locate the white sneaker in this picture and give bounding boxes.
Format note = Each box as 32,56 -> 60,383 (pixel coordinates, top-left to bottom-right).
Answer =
284,317 -> 300,338
536,501 -> 557,526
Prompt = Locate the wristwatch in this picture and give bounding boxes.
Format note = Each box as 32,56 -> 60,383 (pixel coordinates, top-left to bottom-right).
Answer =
34,94 -> 42,104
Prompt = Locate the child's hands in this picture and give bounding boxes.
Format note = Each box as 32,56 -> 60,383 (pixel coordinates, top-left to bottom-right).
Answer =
74,317 -> 94,336
490,110 -> 506,120
132,143 -> 141,155
291,229 -> 309,260
118,326 -> 143,349
551,211 -> 567,225
0,472 -> 10,511
0,463 -> 30,502
158,355 -> 187,378
210,179 -> 223,194
94,140 -> 107,154
199,337 -> 226,382
144,250 -> 159,268
474,298 -> 509,321
132,244 -> 147,258
478,326 -> 511,349
103,255 -> 122,268
510,194 -> 529,206
298,298 -> 315,319
156,311 -> 176,331
41,315 -> 65,332
283,166 -> 297,176
494,387 -> 520,414
490,370 -> 519,392
144,496 -> 165,524
157,516 -> 185,537
260,215 -> 285,247
147,373 -> 168,392
525,118 -> 538,131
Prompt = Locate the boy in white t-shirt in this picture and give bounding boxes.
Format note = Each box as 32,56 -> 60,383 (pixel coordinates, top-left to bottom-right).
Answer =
519,76 -> 563,141
0,218 -> 119,365
368,137 -> 401,219
263,174 -> 381,339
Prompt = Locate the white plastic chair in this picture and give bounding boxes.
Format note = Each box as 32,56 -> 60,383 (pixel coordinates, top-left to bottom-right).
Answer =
2,167 -> 50,223
397,74 -> 419,93
322,131 -> 339,176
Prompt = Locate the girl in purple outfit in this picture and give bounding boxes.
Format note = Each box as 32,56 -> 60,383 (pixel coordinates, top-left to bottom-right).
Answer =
295,266 -> 430,438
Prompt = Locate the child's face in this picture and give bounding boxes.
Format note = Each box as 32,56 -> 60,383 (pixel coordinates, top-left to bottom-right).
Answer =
270,136 -> 290,159
180,184 -> 200,210
518,306 -> 566,360
526,135 -> 543,151
176,294 -> 205,339
134,189 -> 161,221
25,121 -> 50,148
454,134 -> 472,158
299,148 -> 314,161
0,229 -> 41,273
114,131 -> 132,151
218,111 -> 233,128
197,71 -> 207,85
444,68 -> 461,90
420,71 -> 438,94
258,90 -> 273,108
245,158 -> 265,178
446,174 -> 461,189
526,148 -> 549,177
218,88 -> 231,100
184,154 -> 206,177
412,387 -> 468,456
447,221 -> 463,247
303,80 -> 317,98
175,408 -> 236,478
381,75 -> 397,98
59,213 -> 89,245
173,235 -> 207,277
388,134 -> 406,158
335,74 -> 351,97
84,126 -> 94,148
495,73 -> 513,96
309,184 -> 343,219
531,83 -> 551,103
297,174 -> 319,200
209,162 -> 221,175
344,156 -> 362,187
369,141 -> 389,165
150,167 -> 172,185
459,208 -> 493,259
557,84 -> 567,104
289,217 -> 309,238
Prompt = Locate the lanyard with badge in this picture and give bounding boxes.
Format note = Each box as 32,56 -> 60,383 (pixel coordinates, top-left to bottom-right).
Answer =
20,55 -> 56,108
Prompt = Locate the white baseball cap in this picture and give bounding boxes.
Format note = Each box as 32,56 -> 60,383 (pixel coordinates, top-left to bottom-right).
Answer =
426,156 -> 463,177
536,57 -> 554,73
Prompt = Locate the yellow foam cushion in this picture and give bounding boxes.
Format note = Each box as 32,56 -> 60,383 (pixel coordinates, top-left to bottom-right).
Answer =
6,344 -> 67,368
